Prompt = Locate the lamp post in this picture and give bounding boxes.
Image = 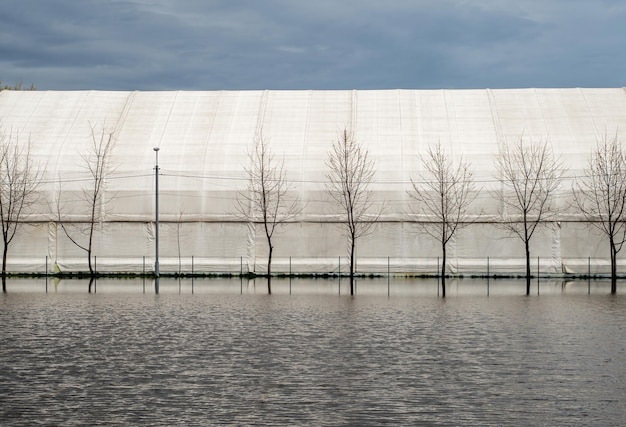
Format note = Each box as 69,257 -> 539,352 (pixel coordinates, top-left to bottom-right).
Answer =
154,147 -> 160,277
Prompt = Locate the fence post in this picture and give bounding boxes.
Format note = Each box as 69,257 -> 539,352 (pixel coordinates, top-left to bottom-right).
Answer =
537,256 -> 540,277
289,256 -> 292,294
192,255 -> 194,276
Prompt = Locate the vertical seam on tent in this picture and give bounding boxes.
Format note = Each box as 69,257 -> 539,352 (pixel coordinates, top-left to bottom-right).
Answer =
350,89 -> 357,132
487,88 -> 504,145
443,89 -> 452,147
534,88 -> 561,271
113,91 -> 136,134
301,90 -> 312,221
247,90 -> 269,272
533,88 -> 552,142
408,90 -> 422,257
202,90 -> 220,165
150,91 -> 178,220
579,88 -> 600,137
398,90 -> 405,255
442,89 -> 455,267
22,90 -> 43,133
486,88 -> 507,219
55,92 -> 89,223
48,221 -> 57,271
60,91 -> 89,159
146,91 -> 178,260
19,92 -> 54,266
103,91 -> 136,223
201,91 -> 220,222
255,90 -> 268,138
157,91 -> 179,149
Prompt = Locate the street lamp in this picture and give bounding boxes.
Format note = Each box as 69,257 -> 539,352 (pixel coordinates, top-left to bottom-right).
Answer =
154,147 -> 160,277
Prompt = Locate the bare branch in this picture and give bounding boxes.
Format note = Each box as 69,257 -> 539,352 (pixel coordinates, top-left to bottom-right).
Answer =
56,121 -> 118,275
235,132 -> 302,292
408,142 -> 478,296
325,128 -> 381,294
573,130 -> 626,293
0,122 -> 44,282
493,136 -> 565,293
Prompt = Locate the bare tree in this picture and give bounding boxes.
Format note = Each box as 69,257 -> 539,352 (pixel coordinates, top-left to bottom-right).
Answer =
0,80 -> 36,91
494,137 -> 565,295
408,143 -> 478,297
325,128 -> 380,295
236,133 -> 301,294
574,131 -> 626,294
57,122 -> 117,278
0,125 -> 43,292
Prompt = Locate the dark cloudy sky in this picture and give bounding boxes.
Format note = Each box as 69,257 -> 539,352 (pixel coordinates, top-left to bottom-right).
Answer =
1,0 -> 625,90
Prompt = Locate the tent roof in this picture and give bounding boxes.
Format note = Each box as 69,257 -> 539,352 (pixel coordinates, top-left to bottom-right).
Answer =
1,88 -> 625,219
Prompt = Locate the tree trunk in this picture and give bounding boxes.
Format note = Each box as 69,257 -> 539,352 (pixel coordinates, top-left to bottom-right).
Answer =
267,243 -> 273,295
610,240 -> 617,295
87,250 -> 93,276
87,220 -> 95,276
349,235 -> 355,296
525,239 -> 531,296
2,243 -> 7,277
2,241 -> 8,292
441,244 -> 447,298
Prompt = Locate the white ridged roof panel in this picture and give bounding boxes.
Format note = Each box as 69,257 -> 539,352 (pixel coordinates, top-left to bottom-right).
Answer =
1,88 -> 625,219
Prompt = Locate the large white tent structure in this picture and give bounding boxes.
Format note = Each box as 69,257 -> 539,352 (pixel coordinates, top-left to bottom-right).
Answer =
0,88 -> 625,275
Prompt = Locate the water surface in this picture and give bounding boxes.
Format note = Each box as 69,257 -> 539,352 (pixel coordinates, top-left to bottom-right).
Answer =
1,278 -> 624,426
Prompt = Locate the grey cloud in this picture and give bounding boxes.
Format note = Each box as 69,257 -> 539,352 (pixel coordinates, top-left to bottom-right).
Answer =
1,0 -> 625,90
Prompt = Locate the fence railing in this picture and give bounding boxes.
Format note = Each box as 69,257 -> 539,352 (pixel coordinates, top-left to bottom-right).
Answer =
5,255 -> 625,278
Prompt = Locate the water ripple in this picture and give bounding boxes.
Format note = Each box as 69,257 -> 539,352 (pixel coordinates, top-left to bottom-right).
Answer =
1,279 -> 625,426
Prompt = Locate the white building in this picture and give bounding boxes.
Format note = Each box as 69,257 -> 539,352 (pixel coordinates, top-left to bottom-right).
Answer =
1,88 -> 625,275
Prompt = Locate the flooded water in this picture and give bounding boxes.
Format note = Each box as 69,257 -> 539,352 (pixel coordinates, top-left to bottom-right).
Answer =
1,278 -> 625,426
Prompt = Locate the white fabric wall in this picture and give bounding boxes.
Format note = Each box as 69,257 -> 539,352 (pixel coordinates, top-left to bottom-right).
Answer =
1,88 -> 626,274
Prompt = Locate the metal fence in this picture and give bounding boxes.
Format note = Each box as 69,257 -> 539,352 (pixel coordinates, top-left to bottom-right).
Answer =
7,255 -> 625,278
